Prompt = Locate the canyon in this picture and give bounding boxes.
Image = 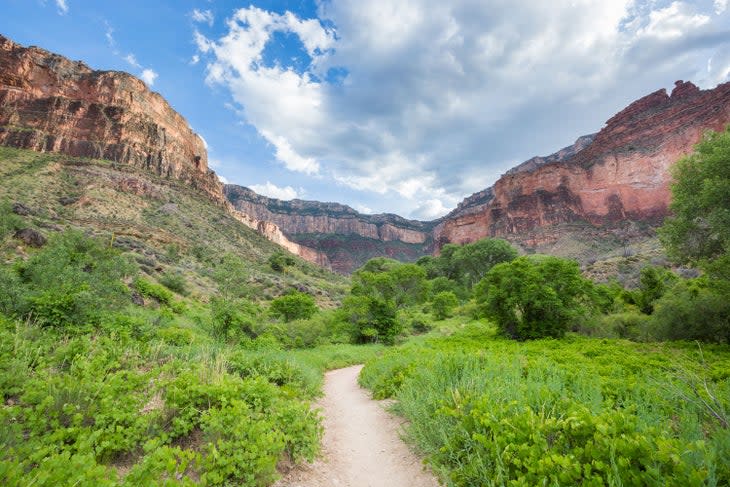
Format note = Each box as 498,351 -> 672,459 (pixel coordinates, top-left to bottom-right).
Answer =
0,34 -> 329,268
2,33 -> 730,273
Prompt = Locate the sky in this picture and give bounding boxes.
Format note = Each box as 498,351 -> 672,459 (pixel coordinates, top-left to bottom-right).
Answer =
2,1 -> 730,220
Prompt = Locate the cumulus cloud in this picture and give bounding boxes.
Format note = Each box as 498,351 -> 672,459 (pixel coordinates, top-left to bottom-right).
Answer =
140,69 -> 158,86
191,9 -> 214,26
195,1 -> 730,218
715,0 -> 728,15
250,181 -> 300,200
55,0 -> 68,15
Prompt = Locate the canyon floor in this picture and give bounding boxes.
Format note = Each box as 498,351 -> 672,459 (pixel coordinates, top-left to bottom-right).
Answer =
274,365 -> 440,487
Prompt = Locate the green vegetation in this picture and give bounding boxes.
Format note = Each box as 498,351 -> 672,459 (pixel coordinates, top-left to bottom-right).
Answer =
269,291 -> 318,322
360,324 -> 730,486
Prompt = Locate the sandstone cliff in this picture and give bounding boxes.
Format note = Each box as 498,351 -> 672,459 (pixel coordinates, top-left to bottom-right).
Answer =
225,185 -> 434,273
434,80 -> 730,250
0,34 -> 328,267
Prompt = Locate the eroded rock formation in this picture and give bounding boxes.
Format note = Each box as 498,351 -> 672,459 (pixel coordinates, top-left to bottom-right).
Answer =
434,80 -> 730,249
225,185 -> 434,273
0,34 -> 328,267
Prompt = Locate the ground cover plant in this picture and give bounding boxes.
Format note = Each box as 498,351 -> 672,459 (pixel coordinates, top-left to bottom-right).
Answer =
360,323 -> 730,486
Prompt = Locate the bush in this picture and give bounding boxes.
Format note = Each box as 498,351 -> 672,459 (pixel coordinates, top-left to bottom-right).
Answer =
159,271 -> 189,296
269,292 -> 317,322
210,297 -> 259,339
134,277 -> 173,306
431,291 -> 458,320
13,231 -> 133,327
651,278 -> 730,343
475,255 -> 593,340
268,251 -> 295,272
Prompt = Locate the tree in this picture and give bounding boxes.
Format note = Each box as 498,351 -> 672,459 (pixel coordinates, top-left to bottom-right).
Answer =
453,238 -> 518,288
270,292 -> 318,322
475,256 -> 592,340
431,291 -> 458,320
340,294 -> 400,344
659,127 -> 730,279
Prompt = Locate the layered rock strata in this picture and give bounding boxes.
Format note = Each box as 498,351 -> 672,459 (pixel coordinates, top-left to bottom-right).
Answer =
0,34 -> 328,266
434,80 -> 730,249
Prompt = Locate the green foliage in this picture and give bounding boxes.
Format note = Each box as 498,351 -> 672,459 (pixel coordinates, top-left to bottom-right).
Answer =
10,231 -> 133,327
0,200 -> 23,239
212,253 -> 252,299
360,327 -> 730,487
475,255 -> 593,340
210,297 -> 259,339
635,265 -> 678,314
341,295 -> 401,344
134,277 -> 173,306
269,292 -> 318,322
651,277 -> 730,343
268,251 -> 295,272
431,291 -> 458,320
659,126 -> 730,272
352,261 -> 427,307
419,238 -> 518,289
159,271 -> 189,296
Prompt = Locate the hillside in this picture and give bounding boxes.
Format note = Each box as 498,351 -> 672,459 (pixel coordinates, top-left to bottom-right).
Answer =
0,146 -> 348,304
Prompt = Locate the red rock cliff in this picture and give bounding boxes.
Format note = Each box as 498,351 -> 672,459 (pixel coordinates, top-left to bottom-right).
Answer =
0,34 -> 329,267
434,80 -> 730,248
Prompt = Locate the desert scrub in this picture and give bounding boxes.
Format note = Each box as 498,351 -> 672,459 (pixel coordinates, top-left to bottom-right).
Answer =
360,324 -> 730,486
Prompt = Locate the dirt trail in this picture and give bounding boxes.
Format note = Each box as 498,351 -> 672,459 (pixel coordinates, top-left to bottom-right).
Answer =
275,364 -> 440,487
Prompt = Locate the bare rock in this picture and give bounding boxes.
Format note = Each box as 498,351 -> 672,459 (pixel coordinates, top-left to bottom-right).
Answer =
11,202 -> 31,215
14,228 -> 46,247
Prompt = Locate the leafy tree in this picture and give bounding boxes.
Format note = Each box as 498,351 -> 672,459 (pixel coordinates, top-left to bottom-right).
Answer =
341,295 -> 400,344
212,254 -> 251,299
635,266 -> 677,314
453,238 -> 518,288
475,256 -> 592,340
351,261 -> 427,307
432,291 -> 458,320
388,263 -> 428,306
270,292 -> 318,322
659,126 -> 730,278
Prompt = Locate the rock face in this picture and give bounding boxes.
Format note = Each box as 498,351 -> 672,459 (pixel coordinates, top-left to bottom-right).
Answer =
0,34 -> 329,267
225,185 -> 434,273
434,80 -> 730,249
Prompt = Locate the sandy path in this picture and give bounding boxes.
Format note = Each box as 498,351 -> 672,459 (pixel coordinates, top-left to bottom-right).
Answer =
275,365 -> 440,487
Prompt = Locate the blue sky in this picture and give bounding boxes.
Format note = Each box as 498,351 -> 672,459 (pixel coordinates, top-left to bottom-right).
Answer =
2,1 -> 730,219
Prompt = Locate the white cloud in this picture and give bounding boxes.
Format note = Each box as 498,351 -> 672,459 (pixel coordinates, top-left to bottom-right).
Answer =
715,0 -> 728,15
140,69 -> 158,86
190,54 -> 200,65
355,204 -> 373,214
124,53 -> 142,68
412,199 -> 450,220
192,9 -> 214,27
55,0 -> 68,15
250,181 -> 300,200
217,174 -> 230,184
637,2 -> 710,40
195,1 -> 730,218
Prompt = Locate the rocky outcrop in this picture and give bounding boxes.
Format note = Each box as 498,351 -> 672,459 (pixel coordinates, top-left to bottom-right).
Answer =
434,80 -> 730,249
0,34 -> 222,200
0,34 -> 329,267
225,185 -> 434,272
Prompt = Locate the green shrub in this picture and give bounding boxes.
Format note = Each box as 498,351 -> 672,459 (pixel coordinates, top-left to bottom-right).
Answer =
159,271 -> 189,296
0,200 -> 23,239
475,255 -> 593,340
210,298 -> 259,339
651,278 -> 730,343
431,291 -> 458,320
340,295 -> 401,344
590,311 -> 652,340
134,277 -> 173,305
268,251 -> 295,272
269,292 -> 317,322
13,231 -> 134,327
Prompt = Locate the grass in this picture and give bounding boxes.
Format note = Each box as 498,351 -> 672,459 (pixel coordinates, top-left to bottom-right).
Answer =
360,321 -> 730,486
